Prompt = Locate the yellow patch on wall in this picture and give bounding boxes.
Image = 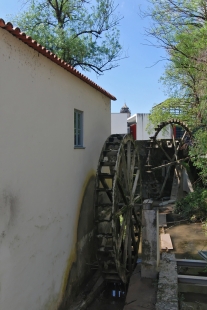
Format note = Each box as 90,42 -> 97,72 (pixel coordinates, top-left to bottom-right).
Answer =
58,169 -> 96,303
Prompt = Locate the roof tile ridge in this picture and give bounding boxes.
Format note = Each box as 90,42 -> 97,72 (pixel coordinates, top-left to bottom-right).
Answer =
0,17 -> 116,101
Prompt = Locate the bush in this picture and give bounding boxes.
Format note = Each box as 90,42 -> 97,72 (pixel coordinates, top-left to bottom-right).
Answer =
175,187 -> 207,221
189,128 -> 207,185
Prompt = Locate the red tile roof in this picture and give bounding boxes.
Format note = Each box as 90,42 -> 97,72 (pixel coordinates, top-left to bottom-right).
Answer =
0,18 -> 116,101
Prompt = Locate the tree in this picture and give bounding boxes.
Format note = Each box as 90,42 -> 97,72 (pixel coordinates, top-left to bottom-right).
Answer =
142,0 -> 207,124
13,0 -> 122,74
142,1 -> 207,108
142,0 -> 207,49
149,25 -> 207,126
142,0 -> 207,183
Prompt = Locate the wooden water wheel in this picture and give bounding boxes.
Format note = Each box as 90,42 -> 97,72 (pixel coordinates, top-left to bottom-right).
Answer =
146,119 -> 193,199
95,134 -> 142,284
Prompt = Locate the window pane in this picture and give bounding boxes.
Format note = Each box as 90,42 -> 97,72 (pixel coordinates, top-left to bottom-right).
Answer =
78,113 -> 81,129
74,125 -> 77,144
74,112 -> 76,145
74,110 -> 83,147
78,132 -> 81,145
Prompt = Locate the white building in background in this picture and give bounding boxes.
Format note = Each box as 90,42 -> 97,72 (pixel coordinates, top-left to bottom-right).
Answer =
111,103 -> 130,135
0,18 -> 115,310
111,113 -> 128,134
111,104 -> 172,140
128,113 -> 172,140
127,113 -> 153,140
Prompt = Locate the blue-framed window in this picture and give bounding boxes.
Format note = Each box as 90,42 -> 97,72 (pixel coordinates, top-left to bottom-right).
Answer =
74,109 -> 83,147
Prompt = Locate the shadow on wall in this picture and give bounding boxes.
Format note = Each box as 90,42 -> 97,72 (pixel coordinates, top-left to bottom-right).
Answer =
59,176 -> 97,310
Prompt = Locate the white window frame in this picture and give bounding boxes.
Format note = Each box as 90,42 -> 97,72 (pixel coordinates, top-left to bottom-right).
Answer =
74,109 -> 84,148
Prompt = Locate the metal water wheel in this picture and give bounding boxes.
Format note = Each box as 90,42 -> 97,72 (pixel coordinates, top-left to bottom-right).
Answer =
95,134 -> 142,284
146,119 -> 192,199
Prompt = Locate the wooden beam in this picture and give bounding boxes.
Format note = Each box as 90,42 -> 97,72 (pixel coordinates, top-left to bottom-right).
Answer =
178,275 -> 207,285
176,259 -> 207,268
152,157 -> 190,170
160,233 -> 173,250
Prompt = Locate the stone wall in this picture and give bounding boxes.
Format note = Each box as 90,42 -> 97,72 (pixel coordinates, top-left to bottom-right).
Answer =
156,252 -> 178,310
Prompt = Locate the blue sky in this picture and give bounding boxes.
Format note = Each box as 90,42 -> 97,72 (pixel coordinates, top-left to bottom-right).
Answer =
0,0 -> 168,115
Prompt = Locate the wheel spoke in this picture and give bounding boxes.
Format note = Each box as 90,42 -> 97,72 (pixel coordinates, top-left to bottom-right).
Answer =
156,140 -> 172,162
116,213 -> 127,251
174,164 -> 181,181
127,216 -> 132,273
114,205 -> 128,218
121,147 -> 129,191
127,141 -> 131,182
99,177 -> 112,202
171,124 -> 178,160
133,195 -> 141,203
117,177 -> 128,205
132,208 -> 142,227
181,130 -> 187,141
171,124 -> 176,145
131,225 -> 138,254
131,224 -> 138,267
177,130 -> 187,152
152,157 -> 190,171
159,165 -> 171,198
123,211 -> 130,269
130,147 -> 136,172
130,147 -> 136,190
131,169 -> 140,202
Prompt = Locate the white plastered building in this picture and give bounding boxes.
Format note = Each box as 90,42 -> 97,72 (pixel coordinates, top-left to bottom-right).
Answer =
0,18 -> 116,310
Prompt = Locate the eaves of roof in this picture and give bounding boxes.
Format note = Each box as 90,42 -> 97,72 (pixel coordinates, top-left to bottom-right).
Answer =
0,18 -> 116,101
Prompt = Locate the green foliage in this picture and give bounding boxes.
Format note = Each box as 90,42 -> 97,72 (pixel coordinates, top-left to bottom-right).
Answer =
189,128 -> 207,183
148,98 -> 187,128
152,24 -> 207,125
143,0 -> 207,183
175,187 -> 207,220
13,0 -> 122,74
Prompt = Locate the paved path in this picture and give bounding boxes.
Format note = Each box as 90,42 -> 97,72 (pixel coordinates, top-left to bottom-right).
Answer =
123,264 -> 157,310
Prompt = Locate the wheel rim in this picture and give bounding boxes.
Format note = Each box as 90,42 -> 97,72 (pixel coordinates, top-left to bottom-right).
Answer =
95,134 -> 142,284
147,119 -> 192,199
